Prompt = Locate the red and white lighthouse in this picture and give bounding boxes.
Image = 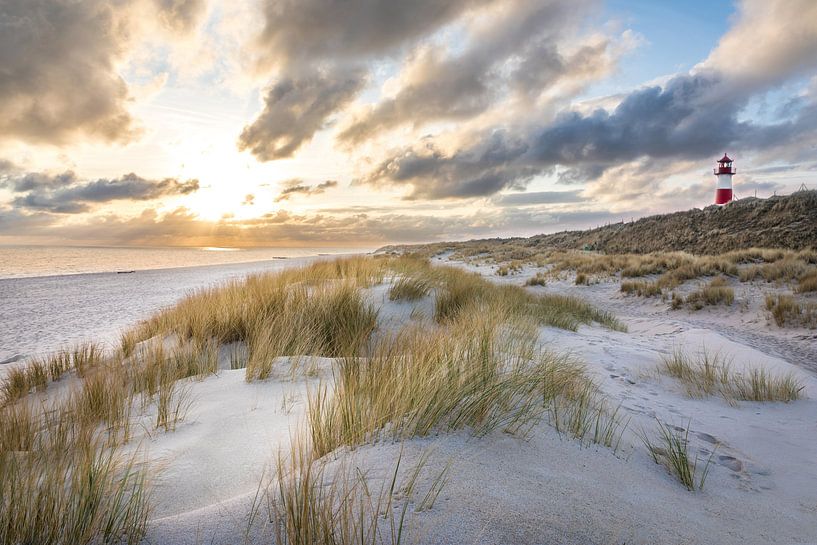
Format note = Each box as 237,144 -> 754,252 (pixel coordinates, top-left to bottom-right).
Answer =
714,153 -> 735,205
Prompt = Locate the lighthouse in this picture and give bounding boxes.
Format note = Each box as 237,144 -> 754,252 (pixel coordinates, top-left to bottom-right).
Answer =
714,153 -> 735,205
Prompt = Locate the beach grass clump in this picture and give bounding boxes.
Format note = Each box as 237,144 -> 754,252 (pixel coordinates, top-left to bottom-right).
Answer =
388,275 -> 432,301
575,272 -> 589,285
524,272 -> 547,286
795,270 -> 817,293
0,343 -> 105,406
156,380 -> 193,432
642,420 -> 715,491
245,282 -> 378,380
0,399 -> 150,544
308,302 -> 626,458
620,280 -> 662,297
307,312 -> 550,456
550,380 -> 628,451
659,348 -> 803,402
129,256 -> 385,347
431,266 -> 624,332
259,437 -> 446,545
683,278 -> 734,310
765,293 -> 817,328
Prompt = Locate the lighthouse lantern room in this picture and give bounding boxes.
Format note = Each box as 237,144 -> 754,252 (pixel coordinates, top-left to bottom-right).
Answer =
714,153 -> 735,205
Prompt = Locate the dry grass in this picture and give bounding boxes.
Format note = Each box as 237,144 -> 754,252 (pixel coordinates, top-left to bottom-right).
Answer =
0,254 -> 629,542
620,280 -> 662,297
408,244 -> 816,298
431,266 -> 624,332
389,275 -> 432,301
258,439 -> 448,545
683,278 -> 735,310
642,420 -> 715,491
1,343 -> 105,406
796,270 -> 817,293
659,348 -> 803,402
0,398 -> 150,544
765,294 -> 817,328
524,272 -> 547,286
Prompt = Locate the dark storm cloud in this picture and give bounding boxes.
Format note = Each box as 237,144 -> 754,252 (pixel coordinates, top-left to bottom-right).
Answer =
0,0 -> 207,146
275,179 -> 339,202
238,68 -> 366,160
362,70 -> 817,198
528,73 -> 742,166
3,170 -> 199,214
360,131 -> 537,199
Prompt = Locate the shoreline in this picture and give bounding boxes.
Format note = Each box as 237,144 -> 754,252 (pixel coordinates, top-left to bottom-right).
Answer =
0,253 -> 363,363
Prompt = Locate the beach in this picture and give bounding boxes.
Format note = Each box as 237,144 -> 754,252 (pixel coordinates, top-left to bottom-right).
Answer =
2,253 -> 816,545
0,247 -> 362,363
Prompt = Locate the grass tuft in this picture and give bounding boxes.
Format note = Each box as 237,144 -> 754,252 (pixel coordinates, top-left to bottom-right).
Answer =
659,348 -> 803,402
642,420 -> 715,491
389,276 -> 431,301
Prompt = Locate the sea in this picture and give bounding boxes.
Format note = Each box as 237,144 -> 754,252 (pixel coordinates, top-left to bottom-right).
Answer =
0,245 -> 371,363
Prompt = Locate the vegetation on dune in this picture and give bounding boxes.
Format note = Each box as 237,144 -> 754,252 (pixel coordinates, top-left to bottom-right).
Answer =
765,293 -> 817,328
388,275 -> 432,301
658,348 -> 803,403
380,190 -> 817,256
683,277 -> 735,310
0,254 -> 630,542
642,420 -> 715,492
620,280 -> 662,297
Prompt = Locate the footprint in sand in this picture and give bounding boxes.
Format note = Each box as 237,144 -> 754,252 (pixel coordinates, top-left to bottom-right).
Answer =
717,455 -> 743,472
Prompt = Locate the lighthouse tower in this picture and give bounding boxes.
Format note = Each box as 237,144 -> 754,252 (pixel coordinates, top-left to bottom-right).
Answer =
714,153 -> 735,205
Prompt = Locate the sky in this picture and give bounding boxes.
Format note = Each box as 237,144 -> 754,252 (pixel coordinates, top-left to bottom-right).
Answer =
1,0 -> 816,248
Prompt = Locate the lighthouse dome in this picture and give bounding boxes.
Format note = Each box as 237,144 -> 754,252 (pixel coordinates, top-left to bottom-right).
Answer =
718,153 -> 733,163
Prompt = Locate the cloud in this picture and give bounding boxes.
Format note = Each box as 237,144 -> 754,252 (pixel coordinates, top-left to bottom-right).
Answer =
0,202 -> 635,247
495,190 -> 584,206
241,0 -> 512,162
0,0 -> 136,145
702,0 -> 817,91
359,130 -> 538,199
0,0 -> 208,146
338,0 -> 614,144
150,0 -> 208,33
361,65 -> 817,200
3,170 -> 199,214
238,68 -> 366,160
243,194 -> 255,205
253,0 -> 497,69
275,179 -> 339,202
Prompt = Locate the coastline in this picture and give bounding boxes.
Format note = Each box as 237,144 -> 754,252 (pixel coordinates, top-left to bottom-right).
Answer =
0,252 -> 364,363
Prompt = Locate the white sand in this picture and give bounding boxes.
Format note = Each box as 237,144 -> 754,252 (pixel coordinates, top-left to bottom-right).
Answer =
20,257 -> 816,544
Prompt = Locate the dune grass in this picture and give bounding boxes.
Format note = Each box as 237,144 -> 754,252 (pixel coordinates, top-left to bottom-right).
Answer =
1,254 -> 628,542
256,437 -> 449,545
620,280 -> 662,297
388,275 -> 432,301
765,293 -> 817,328
642,420 -> 715,491
1,343 -> 105,406
524,272 -> 547,286
0,398 -> 150,544
659,348 -> 803,402
683,277 -> 735,310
